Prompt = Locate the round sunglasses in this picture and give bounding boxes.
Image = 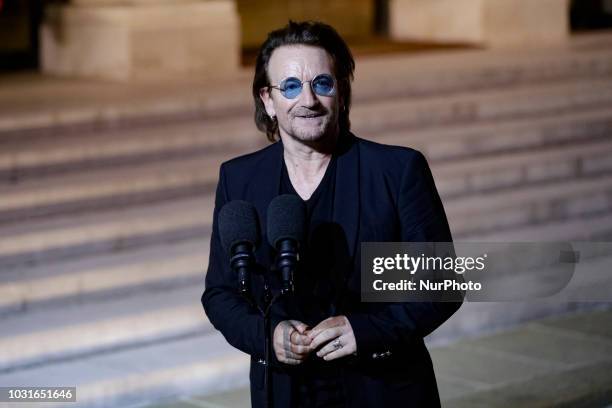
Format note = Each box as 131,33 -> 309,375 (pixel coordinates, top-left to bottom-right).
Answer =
269,74 -> 336,99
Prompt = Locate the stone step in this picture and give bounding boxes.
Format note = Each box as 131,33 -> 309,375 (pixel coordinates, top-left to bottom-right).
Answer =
379,106 -> 612,162
569,30 -> 612,49
0,116 -> 264,182
3,127 -> 612,224
352,78 -> 612,135
462,209 -> 612,242
0,284 -> 210,372
355,32 -> 612,101
432,137 -> 612,197
2,77 -> 611,182
0,196 -> 212,270
0,330 -> 248,408
355,48 -> 612,100
1,172 -> 611,268
448,173 -> 612,236
0,238 -> 209,315
1,35 -> 611,136
0,154 -> 225,223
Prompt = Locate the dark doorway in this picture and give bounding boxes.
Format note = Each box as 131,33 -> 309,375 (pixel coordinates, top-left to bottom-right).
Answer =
0,0 -> 43,71
238,0 -> 473,67
374,0 -> 389,36
570,0 -> 612,31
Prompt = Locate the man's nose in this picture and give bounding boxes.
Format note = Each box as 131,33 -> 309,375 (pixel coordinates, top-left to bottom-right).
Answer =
299,81 -> 317,107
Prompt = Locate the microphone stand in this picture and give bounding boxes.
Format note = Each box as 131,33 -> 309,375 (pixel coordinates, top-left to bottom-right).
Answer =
262,275 -> 274,408
240,247 -> 297,408
241,275 -> 280,408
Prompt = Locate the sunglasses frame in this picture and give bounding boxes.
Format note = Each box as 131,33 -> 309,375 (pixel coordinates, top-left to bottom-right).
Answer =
268,73 -> 336,99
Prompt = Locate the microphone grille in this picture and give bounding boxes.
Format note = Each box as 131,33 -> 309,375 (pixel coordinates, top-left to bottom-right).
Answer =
267,194 -> 306,248
218,200 -> 260,252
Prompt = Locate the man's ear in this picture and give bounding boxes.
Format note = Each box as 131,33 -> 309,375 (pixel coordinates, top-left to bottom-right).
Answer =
259,87 -> 276,118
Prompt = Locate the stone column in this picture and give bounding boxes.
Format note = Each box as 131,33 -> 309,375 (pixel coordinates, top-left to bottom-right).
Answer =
482,0 -> 570,48
389,0 -> 570,48
40,0 -> 240,81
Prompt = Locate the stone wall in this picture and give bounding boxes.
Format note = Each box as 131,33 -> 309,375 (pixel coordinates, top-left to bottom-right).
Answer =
41,0 -> 240,81
389,0 -> 570,48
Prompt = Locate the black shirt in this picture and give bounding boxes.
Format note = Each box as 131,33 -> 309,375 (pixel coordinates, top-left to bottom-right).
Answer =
280,155 -> 347,407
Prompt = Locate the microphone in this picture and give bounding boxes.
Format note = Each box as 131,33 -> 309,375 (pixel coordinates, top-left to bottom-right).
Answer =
267,195 -> 306,295
218,200 -> 260,295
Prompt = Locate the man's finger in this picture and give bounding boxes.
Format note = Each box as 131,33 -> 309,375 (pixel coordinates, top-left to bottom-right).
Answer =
289,343 -> 310,355
280,357 -> 303,365
318,334 -> 354,360
309,327 -> 342,350
290,320 -> 311,334
284,347 -> 309,360
309,316 -> 333,330
315,335 -> 343,358
322,344 -> 351,361
308,317 -> 340,339
283,326 -> 297,349
275,346 -> 304,364
291,332 -> 312,346
290,330 -> 298,344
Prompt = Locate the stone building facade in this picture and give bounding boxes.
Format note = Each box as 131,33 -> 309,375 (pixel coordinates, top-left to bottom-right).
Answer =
37,0 -> 570,80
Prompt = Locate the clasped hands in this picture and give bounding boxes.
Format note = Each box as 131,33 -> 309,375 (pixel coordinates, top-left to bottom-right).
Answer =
273,316 -> 357,365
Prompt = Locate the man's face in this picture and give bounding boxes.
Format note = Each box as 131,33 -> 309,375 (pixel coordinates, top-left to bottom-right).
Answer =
260,45 -> 340,143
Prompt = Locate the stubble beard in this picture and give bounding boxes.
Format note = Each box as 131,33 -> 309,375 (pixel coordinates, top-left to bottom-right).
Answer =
285,110 -> 338,144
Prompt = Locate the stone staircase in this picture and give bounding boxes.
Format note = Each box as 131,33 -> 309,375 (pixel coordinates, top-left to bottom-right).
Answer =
1,33 -> 612,407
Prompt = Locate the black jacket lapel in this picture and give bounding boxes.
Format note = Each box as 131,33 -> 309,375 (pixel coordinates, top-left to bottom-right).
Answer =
248,141 -> 283,245
333,132 -> 361,261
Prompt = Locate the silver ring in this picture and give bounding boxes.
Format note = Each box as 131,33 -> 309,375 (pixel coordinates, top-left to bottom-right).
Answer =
332,338 -> 343,350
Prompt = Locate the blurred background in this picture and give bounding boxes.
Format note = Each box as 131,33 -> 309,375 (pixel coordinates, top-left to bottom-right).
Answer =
0,0 -> 611,407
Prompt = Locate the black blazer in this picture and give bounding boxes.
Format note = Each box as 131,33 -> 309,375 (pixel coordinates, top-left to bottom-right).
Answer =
202,133 -> 462,407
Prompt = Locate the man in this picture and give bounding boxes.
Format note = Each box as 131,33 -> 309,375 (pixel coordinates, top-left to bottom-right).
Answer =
202,21 -> 461,407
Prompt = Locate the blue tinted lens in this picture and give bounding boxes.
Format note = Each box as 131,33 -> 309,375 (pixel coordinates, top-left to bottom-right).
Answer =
312,75 -> 335,96
280,78 -> 303,99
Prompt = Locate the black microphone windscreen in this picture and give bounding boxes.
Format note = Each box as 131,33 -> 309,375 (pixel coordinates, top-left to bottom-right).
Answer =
218,200 -> 260,252
267,194 -> 306,248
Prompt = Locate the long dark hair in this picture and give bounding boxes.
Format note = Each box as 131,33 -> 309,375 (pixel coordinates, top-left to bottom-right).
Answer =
252,21 -> 355,142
